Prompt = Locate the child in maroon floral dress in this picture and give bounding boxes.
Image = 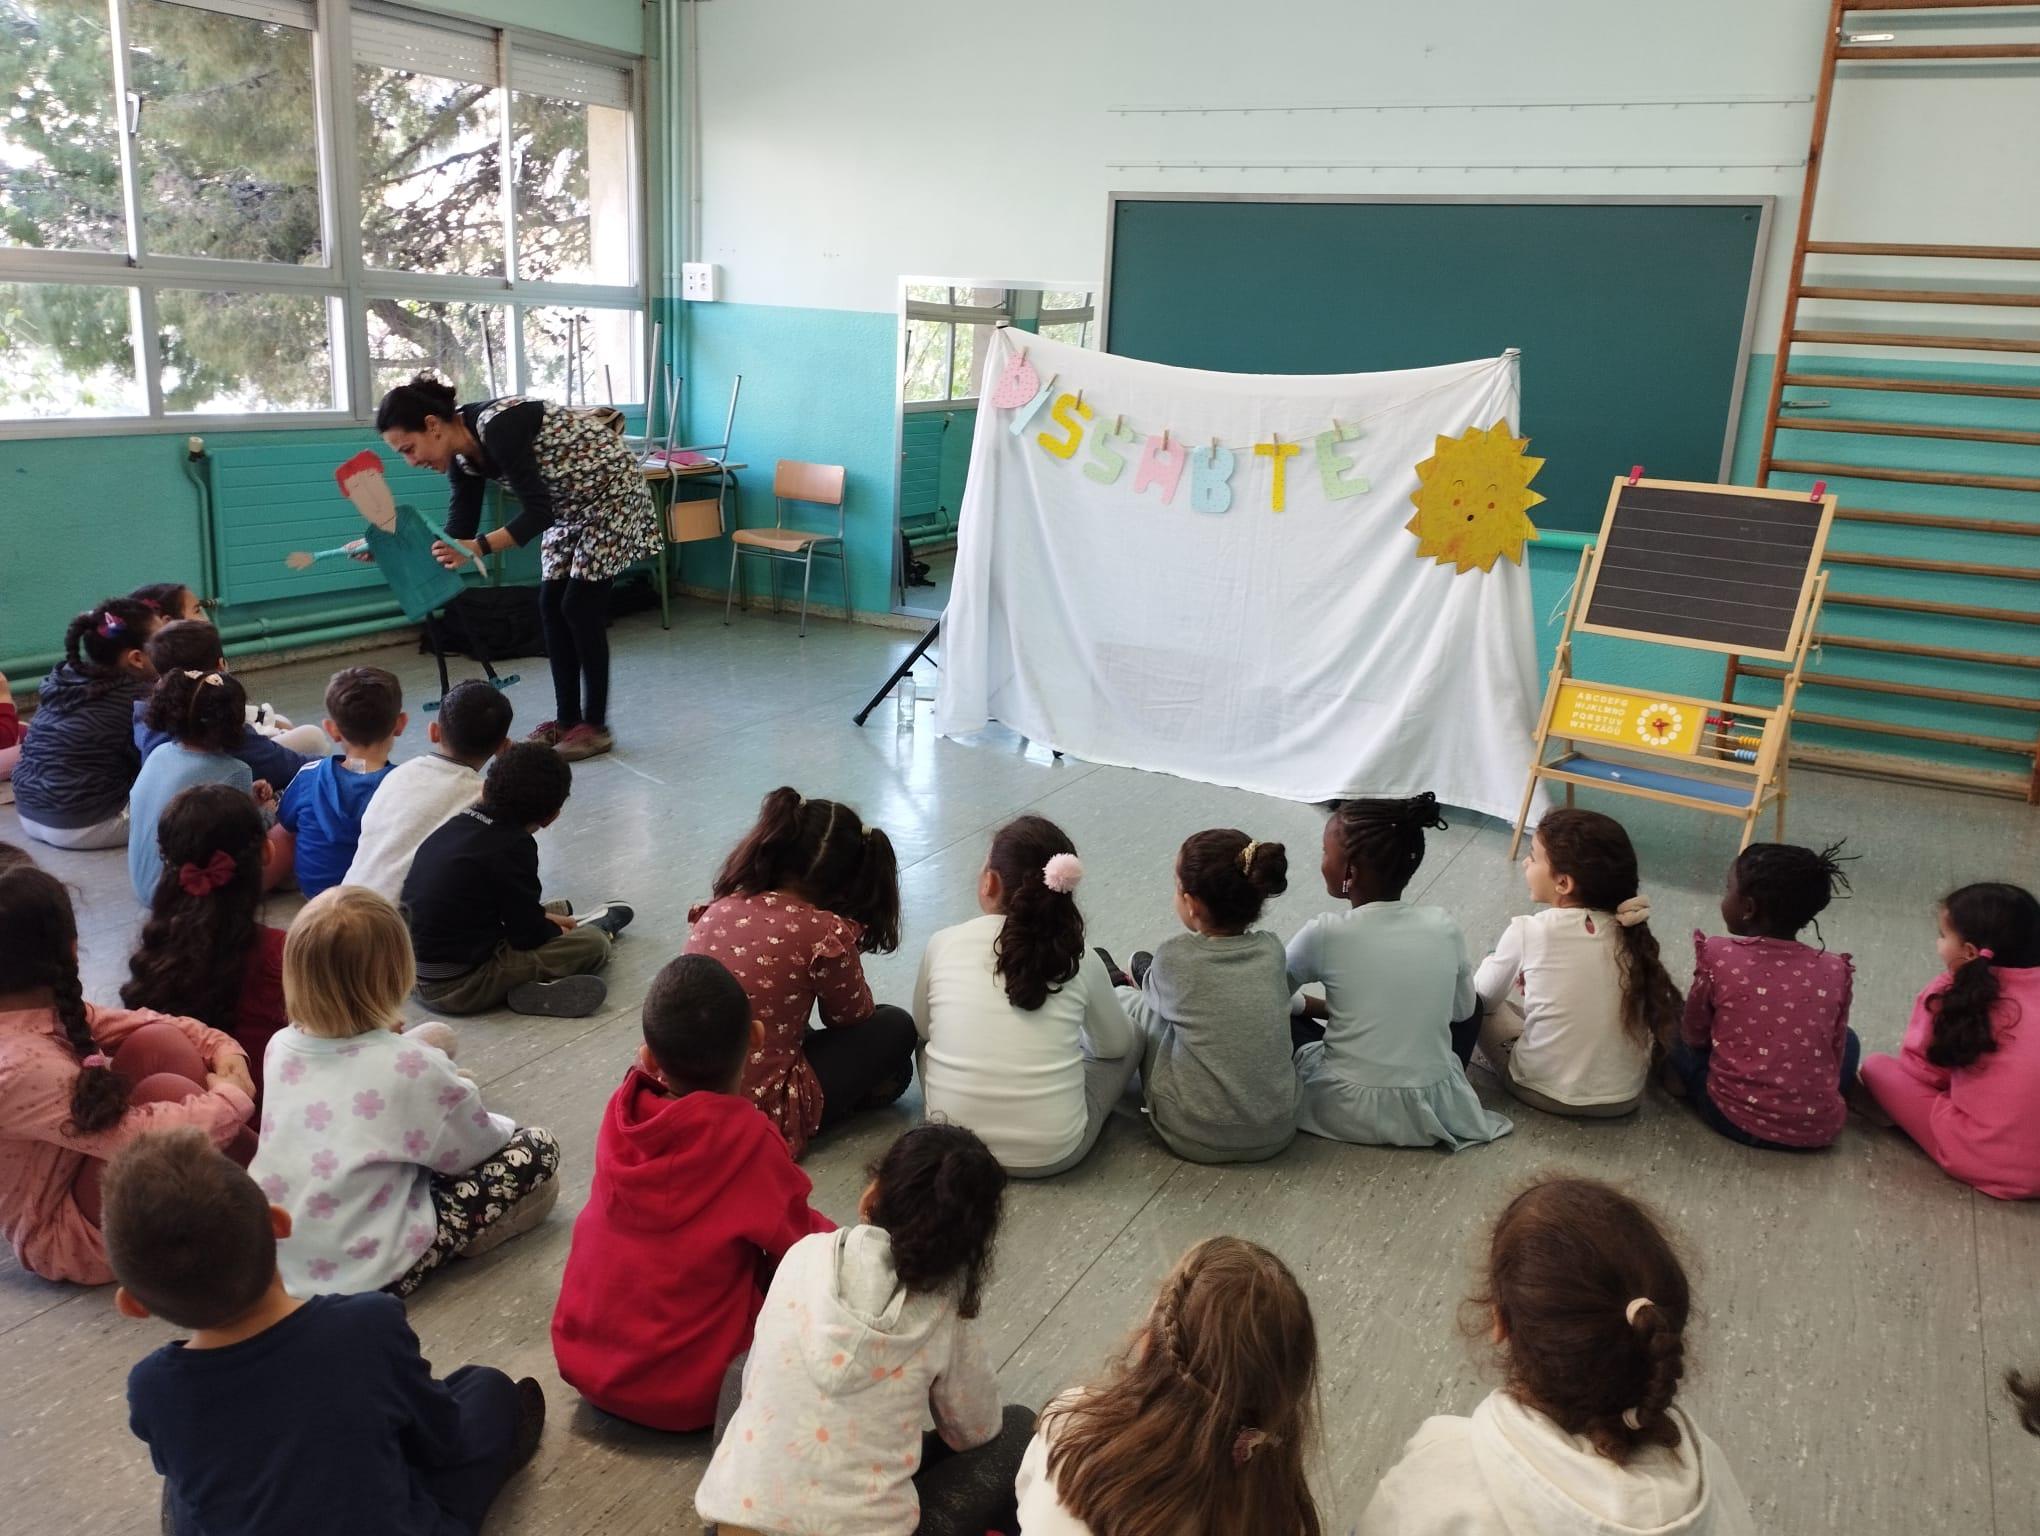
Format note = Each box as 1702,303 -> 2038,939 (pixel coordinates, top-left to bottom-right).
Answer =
685,787 -> 915,1158
1669,841 -> 1858,1149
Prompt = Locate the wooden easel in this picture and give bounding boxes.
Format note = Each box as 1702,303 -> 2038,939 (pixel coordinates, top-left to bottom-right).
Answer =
1510,476 -> 1836,856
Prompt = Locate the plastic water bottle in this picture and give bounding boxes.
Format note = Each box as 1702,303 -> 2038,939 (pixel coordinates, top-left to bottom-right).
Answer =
896,675 -> 916,727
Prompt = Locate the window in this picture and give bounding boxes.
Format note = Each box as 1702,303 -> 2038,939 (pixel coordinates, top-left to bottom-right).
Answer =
1039,290 -> 1095,349
903,286 -> 1005,406
0,0 -> 645,430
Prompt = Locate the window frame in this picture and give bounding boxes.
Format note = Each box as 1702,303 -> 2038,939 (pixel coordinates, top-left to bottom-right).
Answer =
901,286 -> 1009,412
0,0 -> 649,438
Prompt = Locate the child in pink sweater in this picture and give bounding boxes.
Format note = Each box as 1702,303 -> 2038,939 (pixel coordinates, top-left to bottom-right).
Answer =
0,865 -> 256,1283
1862,882 -> 2040,1200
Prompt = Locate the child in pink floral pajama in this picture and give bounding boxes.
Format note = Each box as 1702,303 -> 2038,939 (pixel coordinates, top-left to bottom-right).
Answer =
250,887 -> 559,1297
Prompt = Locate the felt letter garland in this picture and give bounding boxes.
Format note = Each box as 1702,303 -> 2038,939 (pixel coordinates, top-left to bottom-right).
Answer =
1314,426 -> 1370,500
1253,439 -> 1302,513
1132,435 -> 1188,504
1084,419 -> 1137,485
1006,379 -> 1056,437
1189,444 -> 1236,514
1037,393 -> 1095,460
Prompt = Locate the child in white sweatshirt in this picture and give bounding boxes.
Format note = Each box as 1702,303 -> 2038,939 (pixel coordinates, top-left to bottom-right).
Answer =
249,886 -> 559,1298
695,1124 -> 1034,1536
1360,1176 -> 1753,1536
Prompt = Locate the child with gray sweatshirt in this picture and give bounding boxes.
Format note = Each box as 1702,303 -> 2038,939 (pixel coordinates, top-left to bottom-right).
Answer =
1108,829 -> 1300,1164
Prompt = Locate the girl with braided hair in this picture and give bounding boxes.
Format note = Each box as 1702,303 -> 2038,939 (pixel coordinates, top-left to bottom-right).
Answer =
1473,809 -> 1680,1119
0,864 -> 256,1284
13,596 -> 162,849
1362,1176 -> 1753,1536
697,1123 -> 1035,1536
1018,1235 -> 1322,1536
1286,793 -> 1511,1148
1669,840 -> 1860,1149
1861,882 -> 2040,1199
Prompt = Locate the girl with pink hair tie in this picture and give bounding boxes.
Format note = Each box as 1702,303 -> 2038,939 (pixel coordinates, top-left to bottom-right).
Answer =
913,814 -> 1137,1177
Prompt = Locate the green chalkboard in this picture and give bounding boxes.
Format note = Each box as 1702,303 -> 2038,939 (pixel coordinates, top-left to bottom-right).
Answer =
1103,196 -> 1769,533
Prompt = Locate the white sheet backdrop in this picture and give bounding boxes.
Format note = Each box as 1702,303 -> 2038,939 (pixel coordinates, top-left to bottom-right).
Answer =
934,331 -> 1542,821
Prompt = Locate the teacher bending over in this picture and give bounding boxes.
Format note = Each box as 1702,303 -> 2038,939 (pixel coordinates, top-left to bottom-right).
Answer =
375,374 -> 661,762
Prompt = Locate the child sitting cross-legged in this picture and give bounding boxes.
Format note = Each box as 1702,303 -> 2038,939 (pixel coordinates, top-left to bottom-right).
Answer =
1669,841 -> 1858,1150
1107,829 -> 1300,1165
1359,1177 -> 1754,1536
1861,882 -> 2040,1200
122,784 -> 290,1076
685,787 -> 917,1159
14,597 -> 161,850
1016,1237 -> 1323,1536
134,619 -> 328,794
271,665 -> 406,900
1289,794 -> 1511,1149
108,1128 -> 546,1536
127,668 -> 271,905
916,815 -> 1138,1177
1472,809 -> 1682,1119
552,954 -> 835,1431
345,679 -> 512,903
696,1123 -> 1035,1536
250,886 -> 562,1297
0,865 -> 256,1285
402,743 -> 632,1018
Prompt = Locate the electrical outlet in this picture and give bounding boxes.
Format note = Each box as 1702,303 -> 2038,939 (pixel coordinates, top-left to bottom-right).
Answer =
682,262 -> 719,302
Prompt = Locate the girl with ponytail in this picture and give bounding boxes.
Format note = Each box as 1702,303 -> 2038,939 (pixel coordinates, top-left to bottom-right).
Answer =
1112,828 -> 1301,1164
697,1123 -> 1035,1536
13,596 -> 161,849
0,864 -> 256,1285
1473,809 -> 1680,1119
125,668 -> 268,905
1288,792 -> 1511,1149
122,784 -> 288,1071
914,815 -> 1138,1176
685,786 -> 916,1159
1020,1236 -> 1323,1536
1361,1176 -> 1754,1536
1862,882 -> 2040,1200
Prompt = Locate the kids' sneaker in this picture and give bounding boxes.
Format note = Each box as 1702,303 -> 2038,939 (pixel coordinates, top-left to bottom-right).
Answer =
577,900 -> 635,938
505,975 -> 608,1017
525,720 -> 564,746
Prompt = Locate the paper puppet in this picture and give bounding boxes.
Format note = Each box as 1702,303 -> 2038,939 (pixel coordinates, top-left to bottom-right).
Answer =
282,451 -> 514,706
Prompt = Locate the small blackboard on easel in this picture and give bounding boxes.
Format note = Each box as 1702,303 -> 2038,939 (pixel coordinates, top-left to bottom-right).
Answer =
1577,478 -> 1833,661
1510,475 -> 1837,856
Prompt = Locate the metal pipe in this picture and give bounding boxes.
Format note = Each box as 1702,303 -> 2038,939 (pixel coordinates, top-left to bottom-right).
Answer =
3,599 -> 413,695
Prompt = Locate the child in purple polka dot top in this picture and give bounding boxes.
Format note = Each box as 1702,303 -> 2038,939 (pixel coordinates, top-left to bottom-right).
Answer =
1667,841 -> 1858,1150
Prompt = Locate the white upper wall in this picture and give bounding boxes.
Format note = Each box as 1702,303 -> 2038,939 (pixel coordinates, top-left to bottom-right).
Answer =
690,0 -> 2040,342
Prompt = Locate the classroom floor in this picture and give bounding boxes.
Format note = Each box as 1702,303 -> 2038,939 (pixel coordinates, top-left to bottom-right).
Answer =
4,601 -> 2037,1536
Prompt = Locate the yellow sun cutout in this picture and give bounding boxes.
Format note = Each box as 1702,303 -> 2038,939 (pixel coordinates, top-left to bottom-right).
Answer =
1406,419 -> 1545,573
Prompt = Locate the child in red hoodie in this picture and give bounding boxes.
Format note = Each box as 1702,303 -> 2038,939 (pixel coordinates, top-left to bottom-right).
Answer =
551,953 -> 835,1431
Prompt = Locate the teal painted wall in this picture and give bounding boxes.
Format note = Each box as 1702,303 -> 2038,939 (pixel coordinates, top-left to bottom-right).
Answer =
673,300 -> 899,615
938,406 -> 974,527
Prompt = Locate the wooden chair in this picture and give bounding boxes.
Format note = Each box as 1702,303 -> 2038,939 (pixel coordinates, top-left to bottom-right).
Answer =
725,459 -> 849,638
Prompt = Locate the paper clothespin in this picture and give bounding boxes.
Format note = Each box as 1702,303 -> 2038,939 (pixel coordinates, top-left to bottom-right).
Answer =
1019,347 -> 1029,363
1114,414 -> 1124,434
1809,480 -> 1826,501
1162,428 -> 1171,451
1273,431 -> 1281,446
1075,388 -> 1084,409
1211,435 -> 1219,456
1331,418 -> 1343,438
1628,465 -> 1644,485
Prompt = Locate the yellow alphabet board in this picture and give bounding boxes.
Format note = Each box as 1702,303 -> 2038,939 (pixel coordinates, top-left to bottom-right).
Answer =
1553,682 -> 1704,757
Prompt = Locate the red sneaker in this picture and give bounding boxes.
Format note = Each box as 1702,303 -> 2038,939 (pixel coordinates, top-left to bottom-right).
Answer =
525,720 -> 563,746
555,724 -> 614,762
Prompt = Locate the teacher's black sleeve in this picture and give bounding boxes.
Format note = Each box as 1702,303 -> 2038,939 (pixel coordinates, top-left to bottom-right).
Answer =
481,401 -> 560,547
443,467 -> 487,541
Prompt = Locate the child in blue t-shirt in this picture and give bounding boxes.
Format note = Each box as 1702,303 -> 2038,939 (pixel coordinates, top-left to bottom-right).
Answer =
272,666 -> 405,898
